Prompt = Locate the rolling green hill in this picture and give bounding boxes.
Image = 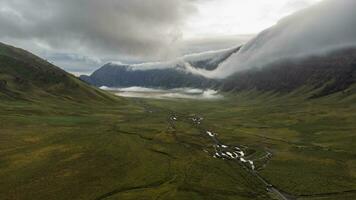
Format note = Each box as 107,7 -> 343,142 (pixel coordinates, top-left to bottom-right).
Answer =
0,42 -> 116,103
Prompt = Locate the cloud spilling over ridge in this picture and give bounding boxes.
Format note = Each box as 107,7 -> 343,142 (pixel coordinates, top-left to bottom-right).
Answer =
94,0 -> 356,80
0,0 -> 195,60
211,0 -> 356,78
106,46 -> 239,78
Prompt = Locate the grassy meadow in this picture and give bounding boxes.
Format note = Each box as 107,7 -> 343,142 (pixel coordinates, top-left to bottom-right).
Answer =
0,88 -> 355,200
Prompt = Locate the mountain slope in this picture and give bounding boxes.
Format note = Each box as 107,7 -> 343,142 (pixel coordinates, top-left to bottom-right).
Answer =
0,42 -> 115,102
214,0 -> 356,97
220,48 -> 356,98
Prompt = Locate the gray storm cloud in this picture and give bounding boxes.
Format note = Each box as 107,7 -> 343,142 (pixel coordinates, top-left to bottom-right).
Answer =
211,0 -> 356,78
0,0 -> 196,60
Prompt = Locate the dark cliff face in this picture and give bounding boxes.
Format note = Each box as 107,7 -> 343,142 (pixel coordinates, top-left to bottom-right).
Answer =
220,48 -> 356,97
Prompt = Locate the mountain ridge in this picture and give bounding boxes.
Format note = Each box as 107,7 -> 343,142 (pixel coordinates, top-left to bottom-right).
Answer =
80,46 -> 356,99
79,46 -> 240,88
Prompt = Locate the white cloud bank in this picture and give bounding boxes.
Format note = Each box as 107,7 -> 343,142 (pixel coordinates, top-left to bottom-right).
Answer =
212,0 -> 356,78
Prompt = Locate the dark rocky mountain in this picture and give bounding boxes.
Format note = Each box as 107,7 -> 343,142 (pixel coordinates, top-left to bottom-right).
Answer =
80,47 -> 239,88
80,63 -> 219,89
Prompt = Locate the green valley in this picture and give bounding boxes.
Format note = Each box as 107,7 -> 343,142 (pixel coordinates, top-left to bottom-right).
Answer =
0,18 -> 356,199
1,87 -> 355,199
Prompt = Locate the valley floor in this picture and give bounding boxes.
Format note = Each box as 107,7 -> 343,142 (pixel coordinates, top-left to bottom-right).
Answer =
0,91 -> 355,200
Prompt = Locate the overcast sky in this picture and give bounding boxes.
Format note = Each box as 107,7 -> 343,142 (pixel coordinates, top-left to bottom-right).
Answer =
0,0 -> 322,75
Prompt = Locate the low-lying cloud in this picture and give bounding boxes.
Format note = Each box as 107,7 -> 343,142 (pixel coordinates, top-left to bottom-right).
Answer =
101,86 -> 223,100
107,46 -> 239,79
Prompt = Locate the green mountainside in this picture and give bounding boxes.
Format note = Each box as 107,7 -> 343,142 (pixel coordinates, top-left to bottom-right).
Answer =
0,42 -> 116,103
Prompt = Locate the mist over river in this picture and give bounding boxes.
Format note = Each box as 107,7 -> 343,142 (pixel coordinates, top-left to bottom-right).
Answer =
100,86 -> 223,100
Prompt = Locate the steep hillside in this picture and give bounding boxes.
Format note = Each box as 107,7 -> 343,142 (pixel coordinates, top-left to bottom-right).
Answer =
220,48 -> 356,98
0,42 -> 115,102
